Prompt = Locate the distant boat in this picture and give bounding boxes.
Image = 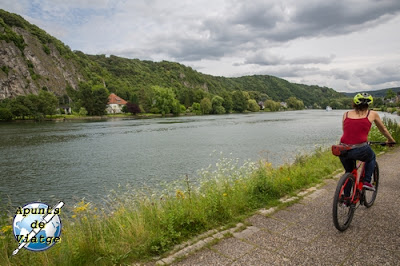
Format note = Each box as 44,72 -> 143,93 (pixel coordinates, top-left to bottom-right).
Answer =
326,106 -> 332,111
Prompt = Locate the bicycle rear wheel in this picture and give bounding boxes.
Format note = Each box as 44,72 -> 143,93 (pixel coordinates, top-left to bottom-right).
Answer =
333,173 -> 356,231
363,161 -> 379,208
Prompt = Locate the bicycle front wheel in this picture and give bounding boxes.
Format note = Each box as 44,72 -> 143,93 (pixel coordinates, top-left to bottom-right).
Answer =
363,161 -> 379,208
333,173 -> 356,231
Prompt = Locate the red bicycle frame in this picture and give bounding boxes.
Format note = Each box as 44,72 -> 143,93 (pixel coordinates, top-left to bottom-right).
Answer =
339,161 -> 365,205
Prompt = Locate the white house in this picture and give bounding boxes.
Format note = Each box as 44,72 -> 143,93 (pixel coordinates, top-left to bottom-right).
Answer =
106,93 -> 127,114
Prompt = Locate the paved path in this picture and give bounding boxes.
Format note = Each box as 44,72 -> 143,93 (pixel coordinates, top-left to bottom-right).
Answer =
164,148 -> 400,265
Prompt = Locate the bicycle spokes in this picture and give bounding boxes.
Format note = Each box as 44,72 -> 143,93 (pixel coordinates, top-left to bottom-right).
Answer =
333,173 -> 356,231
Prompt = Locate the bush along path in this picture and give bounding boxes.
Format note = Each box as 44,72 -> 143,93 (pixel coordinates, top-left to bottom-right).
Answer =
166,147 -> 400,265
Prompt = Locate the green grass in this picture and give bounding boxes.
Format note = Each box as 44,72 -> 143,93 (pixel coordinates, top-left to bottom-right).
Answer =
1,118 -> 399,265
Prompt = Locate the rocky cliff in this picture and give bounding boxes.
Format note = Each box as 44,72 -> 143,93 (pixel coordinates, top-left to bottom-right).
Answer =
0,15 -> 84,99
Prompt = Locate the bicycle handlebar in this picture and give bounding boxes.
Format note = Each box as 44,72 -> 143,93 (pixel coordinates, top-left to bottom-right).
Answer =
368,141 -> 397,146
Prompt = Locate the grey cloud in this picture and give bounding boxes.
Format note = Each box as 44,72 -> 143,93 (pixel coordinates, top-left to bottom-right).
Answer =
330,69 -> 351,80
166,0 -> 400,61
223,0 -> 400,41
355,65 -> 400,86
289,55 -> 335,65
256,66 -> 320,78
244,51 -> 283,66
244,52 -> 335,66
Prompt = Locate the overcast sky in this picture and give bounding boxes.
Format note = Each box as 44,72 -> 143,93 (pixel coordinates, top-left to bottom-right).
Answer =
1,0 -> 400,93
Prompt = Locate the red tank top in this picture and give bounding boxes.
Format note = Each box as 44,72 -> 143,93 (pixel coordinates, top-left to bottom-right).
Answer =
340,110 -> 372,145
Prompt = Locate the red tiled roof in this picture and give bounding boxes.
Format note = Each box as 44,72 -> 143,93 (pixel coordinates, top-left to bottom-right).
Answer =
108,93 -> 127,105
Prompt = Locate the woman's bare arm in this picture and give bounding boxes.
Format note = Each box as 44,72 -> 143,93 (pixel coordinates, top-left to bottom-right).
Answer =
372,111 -> 396,143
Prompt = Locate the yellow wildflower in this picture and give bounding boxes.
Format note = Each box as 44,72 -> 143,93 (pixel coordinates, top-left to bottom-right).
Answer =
176,190 -> 185,199
73,200 -> 90,214
1,225 -> 12,233
71,215 -> 77,219
223,193 -> 228,197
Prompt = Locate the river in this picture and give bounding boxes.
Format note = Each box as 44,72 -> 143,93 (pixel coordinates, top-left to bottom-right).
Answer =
1,110 -> 398,209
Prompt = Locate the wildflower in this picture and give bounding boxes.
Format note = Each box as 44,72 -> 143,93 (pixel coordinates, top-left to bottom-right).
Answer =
1,225 -> 12,233
176,190 -> 185,199
223,193 -> 227,197
73,200 -> 90,214
71,215 -> 77,219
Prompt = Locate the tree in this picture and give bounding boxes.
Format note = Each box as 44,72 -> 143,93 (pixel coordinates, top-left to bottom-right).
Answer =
77,82 -> 109,116
78,107 -> 88,116
200,98 -> 212,114
137,86 -> 156,112
92,87 -> 109,116
78,82 -> 94,114
193,89 -> 207,104
126,102 -> 141,115
152,86 -> 177,116
211,96 -> 225,114
373,97 -> 384,107
38,90 -> 58,116
286,97 -> 305,110
0,107 -> 13,121
248,99 -> 260,112
192,102 -> 202,115
232,91 -> 248,112
25,94 -> 40,117
385,89 -> 396,100
221,91 -> 233,113
171,99 -> 182,116
10,96 -> 30,119
264,99 -> 280,112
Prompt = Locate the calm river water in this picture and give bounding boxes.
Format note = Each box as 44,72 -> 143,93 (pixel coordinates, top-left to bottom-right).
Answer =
1,110 -> 398,209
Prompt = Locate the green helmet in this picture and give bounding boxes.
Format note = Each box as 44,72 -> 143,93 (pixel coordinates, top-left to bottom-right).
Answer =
353,92 -> 373,105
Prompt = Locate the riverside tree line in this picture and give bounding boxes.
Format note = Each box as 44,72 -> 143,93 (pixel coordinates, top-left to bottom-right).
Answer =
0,81 -> 308,121
1,82 -> 399,121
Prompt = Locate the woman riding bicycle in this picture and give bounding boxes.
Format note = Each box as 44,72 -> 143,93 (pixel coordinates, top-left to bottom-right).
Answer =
339,92 -> 396,191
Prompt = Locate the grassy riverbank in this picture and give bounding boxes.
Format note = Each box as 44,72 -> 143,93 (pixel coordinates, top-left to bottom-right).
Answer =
0,149 -> 342,265
1,120 -> 399,265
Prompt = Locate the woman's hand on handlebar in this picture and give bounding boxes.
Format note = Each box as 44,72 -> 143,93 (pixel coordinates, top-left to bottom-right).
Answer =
387,141 -> 396,147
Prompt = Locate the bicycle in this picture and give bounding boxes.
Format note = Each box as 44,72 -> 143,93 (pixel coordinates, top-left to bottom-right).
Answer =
332,141 -> 394,231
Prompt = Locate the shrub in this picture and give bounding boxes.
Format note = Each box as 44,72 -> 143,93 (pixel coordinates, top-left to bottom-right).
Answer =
248,99 -> 260,112
0,107 -> 13,121
78,107 -> 88,116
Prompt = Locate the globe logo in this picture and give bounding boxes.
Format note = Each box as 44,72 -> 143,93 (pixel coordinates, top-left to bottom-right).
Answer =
12,202 -> 64,254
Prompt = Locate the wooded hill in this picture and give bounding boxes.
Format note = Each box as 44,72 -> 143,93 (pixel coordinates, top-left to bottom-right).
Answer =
343,87 -> 400,98
0,9 -> 346,110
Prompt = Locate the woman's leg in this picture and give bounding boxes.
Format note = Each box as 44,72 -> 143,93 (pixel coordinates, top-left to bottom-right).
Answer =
340,156 -> 356,197
362,148 -> 376,183
340,156 -> 356,173
344,145 -> 376,183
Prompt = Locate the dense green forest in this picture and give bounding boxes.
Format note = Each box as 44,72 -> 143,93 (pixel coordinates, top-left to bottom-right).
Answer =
87,54 -> 347,108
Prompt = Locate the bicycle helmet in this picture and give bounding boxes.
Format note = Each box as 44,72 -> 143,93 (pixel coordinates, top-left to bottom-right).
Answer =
353,92 -> 373,105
